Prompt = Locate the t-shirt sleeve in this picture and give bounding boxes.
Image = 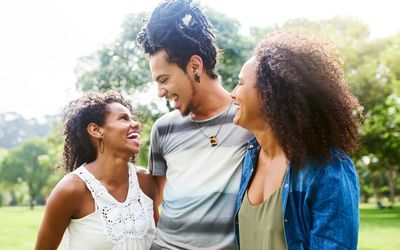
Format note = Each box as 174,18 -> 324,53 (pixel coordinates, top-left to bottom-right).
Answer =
148,122 -> 167,176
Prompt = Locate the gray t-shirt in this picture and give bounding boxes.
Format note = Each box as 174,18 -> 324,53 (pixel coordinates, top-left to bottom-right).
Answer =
148,106 -> 252,250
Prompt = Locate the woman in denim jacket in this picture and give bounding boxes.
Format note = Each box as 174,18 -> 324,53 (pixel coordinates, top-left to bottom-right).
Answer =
231,31 -> 361,250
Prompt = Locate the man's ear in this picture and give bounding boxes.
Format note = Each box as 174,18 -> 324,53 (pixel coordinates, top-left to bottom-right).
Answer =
187,55 -> 203,75
87,123 -> 103,139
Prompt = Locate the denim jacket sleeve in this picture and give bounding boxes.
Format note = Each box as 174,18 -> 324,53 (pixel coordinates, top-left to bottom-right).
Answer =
308,152 -> 359,250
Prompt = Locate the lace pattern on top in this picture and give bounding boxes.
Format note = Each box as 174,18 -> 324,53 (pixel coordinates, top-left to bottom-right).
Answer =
72,164 -> 149,243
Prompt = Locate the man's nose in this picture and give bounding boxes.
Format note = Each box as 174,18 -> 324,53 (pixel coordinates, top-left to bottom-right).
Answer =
230,86 -> 237,99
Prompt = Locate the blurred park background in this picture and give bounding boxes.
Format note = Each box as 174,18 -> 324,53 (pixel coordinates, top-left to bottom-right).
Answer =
0,0 -> 399,249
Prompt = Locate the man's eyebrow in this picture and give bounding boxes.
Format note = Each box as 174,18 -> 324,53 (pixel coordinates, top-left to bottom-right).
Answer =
155,74 -> 169,82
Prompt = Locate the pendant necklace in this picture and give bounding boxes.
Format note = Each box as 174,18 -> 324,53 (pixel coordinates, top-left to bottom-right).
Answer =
190,102 -> 233,147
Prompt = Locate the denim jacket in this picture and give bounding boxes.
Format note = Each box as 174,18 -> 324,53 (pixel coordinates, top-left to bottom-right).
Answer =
234,137 -> 359,250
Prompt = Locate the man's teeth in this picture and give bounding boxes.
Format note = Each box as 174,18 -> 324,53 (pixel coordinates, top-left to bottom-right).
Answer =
169,95 -> 178,102
168,95 -> 178,108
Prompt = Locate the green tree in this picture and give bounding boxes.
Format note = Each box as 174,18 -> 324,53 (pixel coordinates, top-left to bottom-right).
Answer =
204,8 -> 254,90
360,94 -> 400,204
0,139 -> 55,209
75,12 -> 151,92
0,148 -> 8,205
356,34 -> 400,204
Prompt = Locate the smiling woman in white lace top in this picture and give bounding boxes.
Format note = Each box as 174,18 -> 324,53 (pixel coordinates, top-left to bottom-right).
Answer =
35,91 -> 158,250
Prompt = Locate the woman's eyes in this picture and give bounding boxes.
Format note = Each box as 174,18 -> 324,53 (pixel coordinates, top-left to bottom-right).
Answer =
120,115 -> 131,121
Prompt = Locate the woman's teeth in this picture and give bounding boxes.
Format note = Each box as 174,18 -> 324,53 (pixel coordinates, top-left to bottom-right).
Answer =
127,132 -> 140,140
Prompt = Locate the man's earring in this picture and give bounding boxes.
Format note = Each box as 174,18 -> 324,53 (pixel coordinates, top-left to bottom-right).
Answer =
194,74 -> 200,83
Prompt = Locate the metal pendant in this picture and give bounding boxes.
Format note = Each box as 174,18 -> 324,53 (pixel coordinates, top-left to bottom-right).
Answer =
209,135 -> 217,147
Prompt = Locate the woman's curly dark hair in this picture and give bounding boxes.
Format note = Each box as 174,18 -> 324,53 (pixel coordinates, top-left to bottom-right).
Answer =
136,0 -> 218,80
255,31 -> 362,168
62,91 -> 134,172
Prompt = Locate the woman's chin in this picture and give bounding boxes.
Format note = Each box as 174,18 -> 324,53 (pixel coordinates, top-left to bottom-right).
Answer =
233,116 -> 243,127
232,116 -> 239,125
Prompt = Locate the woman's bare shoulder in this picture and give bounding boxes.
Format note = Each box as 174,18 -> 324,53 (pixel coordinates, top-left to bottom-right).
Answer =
47,173 -> 88,206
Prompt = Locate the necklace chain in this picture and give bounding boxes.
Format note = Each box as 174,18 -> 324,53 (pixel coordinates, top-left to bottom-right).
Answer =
190,102 -> 233,147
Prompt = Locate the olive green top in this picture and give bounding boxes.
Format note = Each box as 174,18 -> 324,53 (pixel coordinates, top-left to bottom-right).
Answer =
238,185 -> 286,250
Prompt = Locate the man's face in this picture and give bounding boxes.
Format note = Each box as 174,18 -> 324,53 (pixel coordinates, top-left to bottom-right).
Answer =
150,49 -> 195,116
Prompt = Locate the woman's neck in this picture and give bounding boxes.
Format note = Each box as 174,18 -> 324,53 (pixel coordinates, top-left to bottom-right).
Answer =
252,126 -> 285,160
86,154 -> 129,186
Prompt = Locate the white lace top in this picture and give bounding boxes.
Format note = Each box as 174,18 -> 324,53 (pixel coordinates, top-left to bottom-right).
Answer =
60,163 -> 155,250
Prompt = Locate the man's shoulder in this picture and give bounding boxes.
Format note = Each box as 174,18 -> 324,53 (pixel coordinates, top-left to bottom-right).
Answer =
152,110 -> 188,139
154,110 -> 182,127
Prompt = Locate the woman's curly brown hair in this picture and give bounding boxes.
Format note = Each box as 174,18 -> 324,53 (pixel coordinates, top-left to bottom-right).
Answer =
62,91 -> 134,172
255,31 -> 362,168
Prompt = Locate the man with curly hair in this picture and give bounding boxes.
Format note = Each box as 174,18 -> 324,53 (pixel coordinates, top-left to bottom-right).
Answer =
136,0 -> 252,249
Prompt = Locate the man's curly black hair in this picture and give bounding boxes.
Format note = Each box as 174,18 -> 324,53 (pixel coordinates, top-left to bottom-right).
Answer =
62,91 -> 134,172
254,31 -> 362,168
136,0 -> 218,80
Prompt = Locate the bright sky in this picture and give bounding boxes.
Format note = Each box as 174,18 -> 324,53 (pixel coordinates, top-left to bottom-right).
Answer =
0,0 -> 399,120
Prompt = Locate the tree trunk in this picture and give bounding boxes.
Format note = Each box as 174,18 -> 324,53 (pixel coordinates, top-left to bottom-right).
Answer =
9,190 -> 18,206
386,166 -> 395,205
29,184 -> 36,210
361,192 -> 370,203
30,199 -> 34,210
372,172 -> 380,203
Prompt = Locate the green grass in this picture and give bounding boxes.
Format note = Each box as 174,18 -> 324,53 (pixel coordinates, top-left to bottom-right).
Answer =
358,203 -> 400,250
0,206 -> 44,250
0,204 -> 399,249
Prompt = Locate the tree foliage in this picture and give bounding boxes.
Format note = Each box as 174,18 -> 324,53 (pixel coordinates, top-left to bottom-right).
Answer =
204,8 -> 254,90
0,122 -> 63,208
0,140 -> 52,208
75,12 -> 151,92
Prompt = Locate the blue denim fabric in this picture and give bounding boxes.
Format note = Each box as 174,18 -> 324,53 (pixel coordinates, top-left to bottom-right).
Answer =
234,137 -> 359,250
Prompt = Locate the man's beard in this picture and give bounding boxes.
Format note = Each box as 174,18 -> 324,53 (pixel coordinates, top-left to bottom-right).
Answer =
181,103 -> 192,117
181,78 -> 197,117
165,99 -> 192,116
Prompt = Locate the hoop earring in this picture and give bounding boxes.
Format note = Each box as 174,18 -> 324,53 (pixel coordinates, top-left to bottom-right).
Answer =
98,138 -> 104,153
194,74 -> 200,83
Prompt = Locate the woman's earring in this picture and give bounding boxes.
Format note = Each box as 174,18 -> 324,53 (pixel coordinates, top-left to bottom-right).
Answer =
98,132 -> 104,153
